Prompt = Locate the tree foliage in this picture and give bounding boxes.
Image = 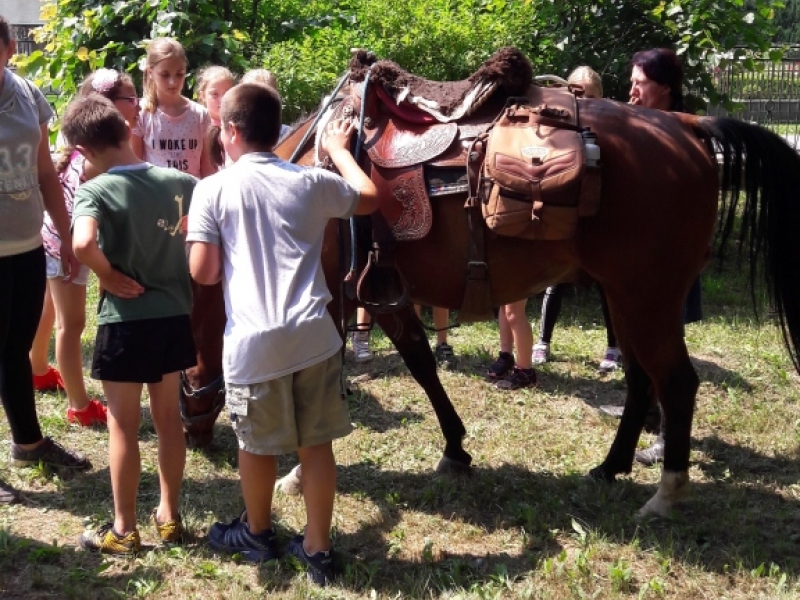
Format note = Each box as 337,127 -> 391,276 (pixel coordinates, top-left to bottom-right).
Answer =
14,0 -> 250,118
14,0 -> 785,122
772,0 -> 800,43
252,0 -> 783,118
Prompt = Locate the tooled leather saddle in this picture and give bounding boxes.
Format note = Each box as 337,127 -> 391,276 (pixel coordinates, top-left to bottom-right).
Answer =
319,48 -> 600,318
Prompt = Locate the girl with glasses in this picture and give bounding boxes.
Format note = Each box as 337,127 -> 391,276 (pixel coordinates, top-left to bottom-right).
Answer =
31,68 -> 140,428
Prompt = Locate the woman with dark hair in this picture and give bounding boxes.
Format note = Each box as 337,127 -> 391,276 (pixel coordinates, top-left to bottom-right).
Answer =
630,47 -> 685,112
599,48 -> 703,466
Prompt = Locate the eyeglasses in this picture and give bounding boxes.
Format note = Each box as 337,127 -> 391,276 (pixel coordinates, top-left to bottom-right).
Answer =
115,96 -> 139,106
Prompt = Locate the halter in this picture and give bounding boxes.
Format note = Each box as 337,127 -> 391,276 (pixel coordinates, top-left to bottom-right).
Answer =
179,371 -> 226,430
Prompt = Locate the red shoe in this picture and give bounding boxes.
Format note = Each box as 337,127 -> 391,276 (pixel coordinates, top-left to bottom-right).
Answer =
67,399 -> 108,427
33,366 -> 65,392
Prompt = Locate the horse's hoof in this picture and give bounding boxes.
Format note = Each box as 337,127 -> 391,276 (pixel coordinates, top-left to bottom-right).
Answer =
436,455 -> 471,475
587,465 -> 616,483
274,465 -> 302,495
636,470 -> 689,520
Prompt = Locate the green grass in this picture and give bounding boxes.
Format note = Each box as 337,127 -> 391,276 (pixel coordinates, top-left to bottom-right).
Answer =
2,258 -> 800,598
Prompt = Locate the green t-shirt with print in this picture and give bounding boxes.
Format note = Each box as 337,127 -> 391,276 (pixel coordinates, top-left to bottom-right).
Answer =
72,164 -> 196,325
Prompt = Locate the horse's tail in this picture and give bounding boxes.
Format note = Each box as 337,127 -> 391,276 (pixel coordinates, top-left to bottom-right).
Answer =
696,116 -> 800,371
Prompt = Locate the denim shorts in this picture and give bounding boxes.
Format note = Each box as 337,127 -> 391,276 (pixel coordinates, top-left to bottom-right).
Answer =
45,254 -> 90,285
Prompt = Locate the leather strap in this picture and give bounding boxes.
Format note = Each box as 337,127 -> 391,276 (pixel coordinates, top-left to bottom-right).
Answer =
459,134 -> 494,322
356,211 -> 411,313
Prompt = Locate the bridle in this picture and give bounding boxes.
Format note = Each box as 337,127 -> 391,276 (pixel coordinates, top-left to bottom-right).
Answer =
178,371 -> 225,430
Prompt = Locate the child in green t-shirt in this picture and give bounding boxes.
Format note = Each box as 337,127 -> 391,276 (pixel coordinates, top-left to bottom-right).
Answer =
62,94 -> 197,555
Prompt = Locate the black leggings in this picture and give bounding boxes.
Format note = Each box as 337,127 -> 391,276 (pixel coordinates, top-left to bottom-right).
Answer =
0,246 -> 46,445
539,283 -> 617,347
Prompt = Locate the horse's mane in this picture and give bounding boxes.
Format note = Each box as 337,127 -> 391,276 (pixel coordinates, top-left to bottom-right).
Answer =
286,111 -> 317,136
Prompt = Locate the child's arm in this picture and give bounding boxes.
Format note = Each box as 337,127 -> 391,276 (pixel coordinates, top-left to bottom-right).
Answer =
188,242 -> 222,285
72,215 -> 145,298
37,124 -> 80,282
131,133 -> 145,161
199,143 -> 215,178
322,119 -> 378,215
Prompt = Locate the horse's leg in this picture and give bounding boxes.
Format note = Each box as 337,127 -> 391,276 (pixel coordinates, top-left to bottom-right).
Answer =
638,349 -> 697,518
587,285 -> 697,516
374,306 -> 471,472
589,355 -> 653,482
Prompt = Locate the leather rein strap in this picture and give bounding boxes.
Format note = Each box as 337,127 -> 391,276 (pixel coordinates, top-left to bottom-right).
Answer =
460,131 -> 494,321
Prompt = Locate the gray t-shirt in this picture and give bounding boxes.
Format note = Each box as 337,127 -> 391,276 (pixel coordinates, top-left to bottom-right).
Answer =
0,69 -> 54,257
187,152 -> 359,385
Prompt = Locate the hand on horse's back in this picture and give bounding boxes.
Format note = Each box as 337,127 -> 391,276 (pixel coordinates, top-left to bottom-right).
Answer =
324,118 -> 378,215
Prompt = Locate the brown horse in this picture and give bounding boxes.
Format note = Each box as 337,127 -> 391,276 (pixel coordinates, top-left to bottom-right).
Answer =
180,281 -> 226,448
183,87 -> 800,517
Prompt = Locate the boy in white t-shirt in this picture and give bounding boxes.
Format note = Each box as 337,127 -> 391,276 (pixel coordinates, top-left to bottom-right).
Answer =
187,83 -> 376,585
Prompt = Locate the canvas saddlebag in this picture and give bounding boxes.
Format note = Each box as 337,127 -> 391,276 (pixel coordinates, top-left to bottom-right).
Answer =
481,102 -> 585,240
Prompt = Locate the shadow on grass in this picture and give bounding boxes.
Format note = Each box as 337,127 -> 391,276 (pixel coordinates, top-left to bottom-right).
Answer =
324,460 -> 800,594
0,532 -> 165,599
11,452 -> 800,595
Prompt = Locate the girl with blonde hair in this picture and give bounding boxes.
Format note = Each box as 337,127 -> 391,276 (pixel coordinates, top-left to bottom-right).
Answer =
567,65 -> 603,98
195,65 -> 235,127
131,38 -> 214,177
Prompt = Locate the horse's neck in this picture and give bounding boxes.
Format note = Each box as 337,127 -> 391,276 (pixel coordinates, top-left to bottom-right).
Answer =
275,117 -> 317,164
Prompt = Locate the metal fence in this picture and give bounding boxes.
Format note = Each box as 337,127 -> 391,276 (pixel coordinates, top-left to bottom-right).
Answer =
705,47 -> 800,150
11,24 -> 38,56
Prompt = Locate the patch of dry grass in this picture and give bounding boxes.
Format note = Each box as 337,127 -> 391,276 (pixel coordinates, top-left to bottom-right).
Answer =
1,264 -> 800,599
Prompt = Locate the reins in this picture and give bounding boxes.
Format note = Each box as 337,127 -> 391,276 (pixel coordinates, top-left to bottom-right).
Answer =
289,71 -> 351,164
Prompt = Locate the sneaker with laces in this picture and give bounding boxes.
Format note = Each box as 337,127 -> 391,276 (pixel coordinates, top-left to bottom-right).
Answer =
152,509 -> 184,543
351,330 -> 374,363
495,367 -> 537,391
67,399 -> 108,427
32,366 -> 65,392
532,342 -> 550,365
598,347 -> 623,373
486,352 -> 515,380
285,534 -> 335,586
79,523 -> 141,555
10,437 -> 91,471
434,342 -> 457,369
209,516 -> 280,562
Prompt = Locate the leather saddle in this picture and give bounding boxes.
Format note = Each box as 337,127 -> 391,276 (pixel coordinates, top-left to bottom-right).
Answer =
347,50 -> 532,315
350,48 -> 535,242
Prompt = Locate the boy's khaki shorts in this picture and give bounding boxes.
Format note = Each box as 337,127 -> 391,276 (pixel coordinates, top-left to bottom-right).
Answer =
227,353 -> 351,455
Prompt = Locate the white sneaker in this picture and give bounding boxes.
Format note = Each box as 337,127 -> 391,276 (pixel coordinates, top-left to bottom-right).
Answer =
351,330 -> 374,363
532,342 -> 550,365
598,346 -> 622,372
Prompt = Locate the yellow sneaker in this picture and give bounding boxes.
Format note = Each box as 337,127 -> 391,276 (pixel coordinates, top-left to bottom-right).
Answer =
79,523 -> 140,555
152,510 -> 184,543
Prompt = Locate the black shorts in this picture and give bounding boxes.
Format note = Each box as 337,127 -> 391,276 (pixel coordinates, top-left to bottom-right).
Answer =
92,315 -> 197,383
